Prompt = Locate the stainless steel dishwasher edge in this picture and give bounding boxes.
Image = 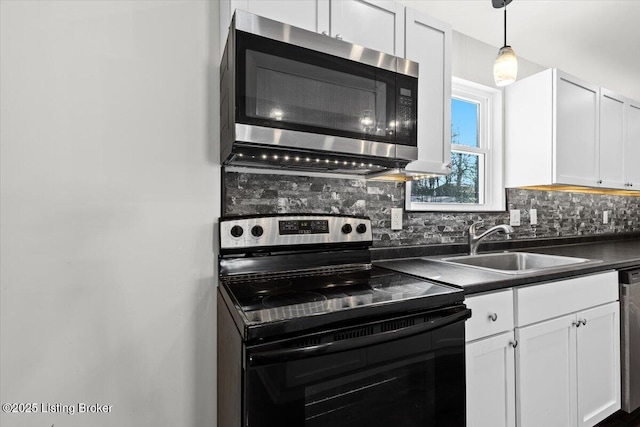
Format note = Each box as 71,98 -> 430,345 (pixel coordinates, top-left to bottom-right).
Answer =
620,267 -> 640,413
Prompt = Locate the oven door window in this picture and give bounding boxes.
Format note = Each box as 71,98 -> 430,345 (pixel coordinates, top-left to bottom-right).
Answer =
245,321 -> 466,426
236,31 -> 417,145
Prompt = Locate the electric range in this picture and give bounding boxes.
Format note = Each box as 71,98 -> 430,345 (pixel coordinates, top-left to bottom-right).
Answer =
217,214 -> 470,427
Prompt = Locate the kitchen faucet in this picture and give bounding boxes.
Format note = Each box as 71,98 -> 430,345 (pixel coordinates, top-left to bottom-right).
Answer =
468,222 -> 515,255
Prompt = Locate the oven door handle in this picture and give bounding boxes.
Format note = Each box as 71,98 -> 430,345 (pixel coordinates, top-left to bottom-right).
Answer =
248,308 -> 471,367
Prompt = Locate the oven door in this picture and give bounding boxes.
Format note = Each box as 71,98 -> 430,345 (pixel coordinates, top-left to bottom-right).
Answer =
235,31 -> 418,149
244,306 -> 470,426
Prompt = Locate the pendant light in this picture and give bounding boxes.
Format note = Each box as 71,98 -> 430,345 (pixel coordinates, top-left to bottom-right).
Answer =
493,0 -> 518,86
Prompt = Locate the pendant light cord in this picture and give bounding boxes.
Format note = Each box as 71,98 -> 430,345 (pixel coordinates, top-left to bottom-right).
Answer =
503,2 -> 507,47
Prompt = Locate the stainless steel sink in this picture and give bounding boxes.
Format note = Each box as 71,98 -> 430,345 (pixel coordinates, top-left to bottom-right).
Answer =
439,252 -> 598,275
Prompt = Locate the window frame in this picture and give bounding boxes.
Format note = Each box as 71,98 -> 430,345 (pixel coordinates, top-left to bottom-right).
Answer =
406,77 -> 505,212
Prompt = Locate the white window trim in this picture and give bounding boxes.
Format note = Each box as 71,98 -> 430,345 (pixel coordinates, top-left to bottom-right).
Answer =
406,77 -> 505,212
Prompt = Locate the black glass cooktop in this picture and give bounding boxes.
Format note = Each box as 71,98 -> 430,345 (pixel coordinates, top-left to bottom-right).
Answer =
220,266 -> 463,341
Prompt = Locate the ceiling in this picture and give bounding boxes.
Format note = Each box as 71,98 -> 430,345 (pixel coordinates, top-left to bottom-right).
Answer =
403,0 -> 640,100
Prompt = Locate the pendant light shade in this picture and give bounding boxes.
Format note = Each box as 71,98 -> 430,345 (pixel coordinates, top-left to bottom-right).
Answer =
493,1 -> 518,86
494,46 -> 518,86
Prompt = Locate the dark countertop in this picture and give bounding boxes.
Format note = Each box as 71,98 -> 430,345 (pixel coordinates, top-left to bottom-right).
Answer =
374,239 -> 640,295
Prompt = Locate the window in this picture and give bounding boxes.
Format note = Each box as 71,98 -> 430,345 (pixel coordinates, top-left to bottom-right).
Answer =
406,77 -> 504,211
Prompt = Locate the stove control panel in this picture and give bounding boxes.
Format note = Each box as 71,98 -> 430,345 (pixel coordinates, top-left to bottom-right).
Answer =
220,215 -> 372,250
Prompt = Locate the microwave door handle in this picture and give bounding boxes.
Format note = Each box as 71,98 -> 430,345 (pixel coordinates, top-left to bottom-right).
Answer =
248,308 -> 471,367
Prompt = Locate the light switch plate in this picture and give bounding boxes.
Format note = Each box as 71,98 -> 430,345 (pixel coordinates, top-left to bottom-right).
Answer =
603,210 -> 609,224
510,209 -> 521,226
391,208 -> 403,230
530,209 -> 537,225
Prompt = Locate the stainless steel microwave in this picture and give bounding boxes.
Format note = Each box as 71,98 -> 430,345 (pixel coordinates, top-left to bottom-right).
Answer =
220,10 -> 419,175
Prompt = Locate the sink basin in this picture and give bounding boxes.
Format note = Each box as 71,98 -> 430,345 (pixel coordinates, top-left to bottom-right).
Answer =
439,252 -> 598,275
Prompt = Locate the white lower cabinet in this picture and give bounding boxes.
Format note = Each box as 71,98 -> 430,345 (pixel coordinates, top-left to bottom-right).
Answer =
576,303 -> 621,427
516,313 -> 578,427
466,332 -> 516,427
465,289 -> 516,427
514,272 -> 620,427
515,302 -> 620,427
466,271 -> 620,427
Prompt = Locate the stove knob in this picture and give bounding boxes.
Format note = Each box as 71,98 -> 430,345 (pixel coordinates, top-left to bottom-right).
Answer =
356,223 -> 367,234
341,224 -> 353,234
230,225 -> 244,238
251,225 -> 264,238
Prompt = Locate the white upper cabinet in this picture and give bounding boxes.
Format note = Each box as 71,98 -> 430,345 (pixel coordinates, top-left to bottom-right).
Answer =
219,0 -> 330,53
220,1 -> 403,56
599,89 -> 640,190
505,69 -> 599,188
404,8 -> 452,176
505,68 -> 640,190
625,100 -> 640,189
599,89 -> 626,189
330,0 -> 404,56
555,71 -> 600,187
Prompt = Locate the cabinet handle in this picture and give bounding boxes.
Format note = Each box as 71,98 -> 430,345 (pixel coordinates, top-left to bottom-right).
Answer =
445,162 -> 452,169
597,180 -> 603,185
322,31 -> 329,36
509,340 -> 518,348
572,320 -> 581,328
335,34 -> 343,40
581,319 -> 587,326
488,313 -> 498,322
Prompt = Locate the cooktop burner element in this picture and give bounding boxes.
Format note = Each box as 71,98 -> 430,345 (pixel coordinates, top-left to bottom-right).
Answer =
263,291 -> 327,308
247,292 -> 330,323
249,279 -> 292,292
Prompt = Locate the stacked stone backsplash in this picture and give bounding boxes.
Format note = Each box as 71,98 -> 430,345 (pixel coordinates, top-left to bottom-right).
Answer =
223,172 -> 640,248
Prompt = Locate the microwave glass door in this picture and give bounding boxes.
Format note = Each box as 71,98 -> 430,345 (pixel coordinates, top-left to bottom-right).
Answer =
236,31 -> 417,146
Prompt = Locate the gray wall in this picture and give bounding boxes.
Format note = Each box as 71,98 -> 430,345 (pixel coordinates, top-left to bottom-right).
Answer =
224,172 -> 640,247
0,2 -> 219,426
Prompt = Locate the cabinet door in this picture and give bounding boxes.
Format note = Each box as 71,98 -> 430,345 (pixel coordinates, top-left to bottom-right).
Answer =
466,332 -> 516,427
554,70 -> 600,187
229,0 -> 329,33
576,302 -> 621,427
516,314 -> 577,427
220,0 -> 330,52
329,0 -> 403,56
599,89 -> 626,189
404,8 -> 452,176
625,101 -> 640,189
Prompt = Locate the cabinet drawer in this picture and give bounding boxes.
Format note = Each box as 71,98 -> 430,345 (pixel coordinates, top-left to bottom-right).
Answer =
515,271 -> 618,327
466,289 -> 514,342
